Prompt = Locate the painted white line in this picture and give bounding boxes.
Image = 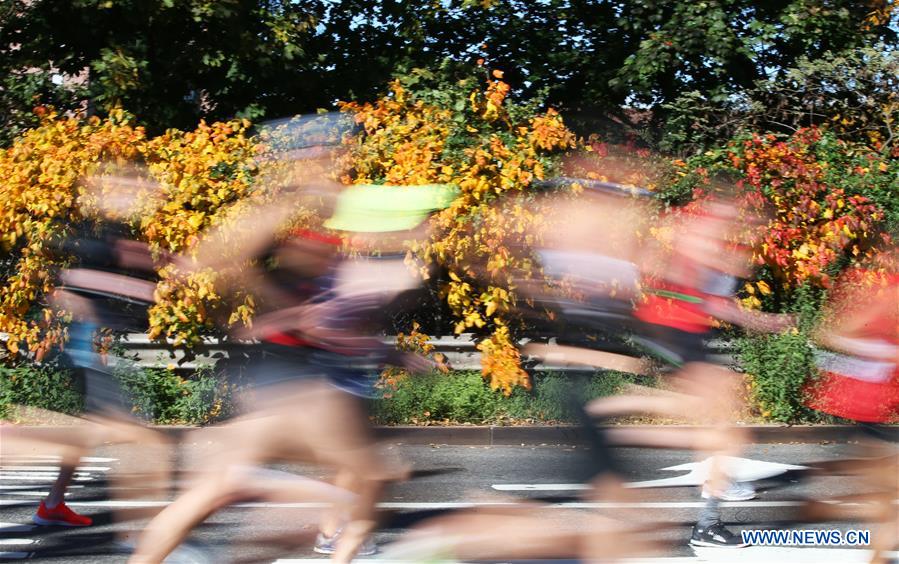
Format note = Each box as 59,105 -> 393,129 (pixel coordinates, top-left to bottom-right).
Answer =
0,499 -> 810,509
493,483 -> 591,491
0,456 -> 60,463
272,555 -> 899,564
0,485 -> 82,490
0,474 -> 93,482
0,466 -> 109,472
0,471 -> 91,477
272,557 -> 434,564
0,523 -> 34,533
691,547 -> 899,563
0,456 -> 115,463
2,496 -> 895,510
0,540 -> 36,546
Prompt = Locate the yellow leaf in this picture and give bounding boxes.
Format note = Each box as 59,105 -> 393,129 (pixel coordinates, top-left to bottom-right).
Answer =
187,213 -> 205,229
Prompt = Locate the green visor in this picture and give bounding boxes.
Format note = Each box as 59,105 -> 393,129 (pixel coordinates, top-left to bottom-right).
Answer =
324,184 -> 460,233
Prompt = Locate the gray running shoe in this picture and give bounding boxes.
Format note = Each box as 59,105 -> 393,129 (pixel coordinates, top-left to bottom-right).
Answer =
313,529 -> 377,556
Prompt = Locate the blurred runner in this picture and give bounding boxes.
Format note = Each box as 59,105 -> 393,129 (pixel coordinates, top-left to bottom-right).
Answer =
382,496 -> 666,562
128,179 -> 456,563
1,175 -> 173,532
585,195 -> 793,547
801,249 -> 898,564
514,180 -> 792,548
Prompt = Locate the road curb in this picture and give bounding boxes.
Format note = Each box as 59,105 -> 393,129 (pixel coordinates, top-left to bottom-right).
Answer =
4,424 -> 894,445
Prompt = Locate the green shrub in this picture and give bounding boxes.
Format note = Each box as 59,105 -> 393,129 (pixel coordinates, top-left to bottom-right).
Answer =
737,285 -> 829,423
370,371 -> 500,424
112,363 -> 232,425
0,362 -> 84,419
739,330 -> 817,423
370,370 -> 638,424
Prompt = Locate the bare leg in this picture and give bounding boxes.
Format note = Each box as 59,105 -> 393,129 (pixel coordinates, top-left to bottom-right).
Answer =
44,464 -> 77,508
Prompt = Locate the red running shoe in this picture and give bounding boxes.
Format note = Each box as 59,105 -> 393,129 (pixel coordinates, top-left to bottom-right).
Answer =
33,501 -> 92,526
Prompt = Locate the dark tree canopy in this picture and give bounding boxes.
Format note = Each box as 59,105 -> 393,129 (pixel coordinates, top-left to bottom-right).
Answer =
1,0 -> 896,148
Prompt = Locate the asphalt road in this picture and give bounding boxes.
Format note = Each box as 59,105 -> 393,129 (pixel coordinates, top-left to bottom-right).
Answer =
0,439 -> 894,563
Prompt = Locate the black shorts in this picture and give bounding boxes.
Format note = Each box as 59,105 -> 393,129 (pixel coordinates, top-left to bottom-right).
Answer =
239,343 -> 376,402
631,324 -> 710,367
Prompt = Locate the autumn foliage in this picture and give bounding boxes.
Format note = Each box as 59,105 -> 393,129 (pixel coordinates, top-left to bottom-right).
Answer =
338,75 -> 576,393
0,110 -> 269,357
2,72 -> 896,397
667,127 -> 897,308
0,73 -> 580,393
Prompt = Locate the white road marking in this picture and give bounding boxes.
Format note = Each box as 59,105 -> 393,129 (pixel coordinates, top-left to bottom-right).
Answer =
691,547 -> 899,563
0,485 -> 82,490
495,457 -> 809,491
0,456 -> 116,463
0,491 -> 70,497
0,466 -> 109,472
0,499 -> 814,509
0,523 -> 34,533
493,483 -> 591,491
5,498 -> 892,510
0,473 -> 93,481
272,553 -> 899,564
0,540 -> 36,546
628,456 -> 807,489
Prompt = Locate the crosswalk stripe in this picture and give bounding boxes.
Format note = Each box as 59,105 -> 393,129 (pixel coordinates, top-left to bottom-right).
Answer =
0,485 -> 82,490
0,474 -> 93,481
3,498 -> 892,510
0,456 -> 115,463
0,499 -> 810,509
0,523 -> 35,533
0,466 -> 110,472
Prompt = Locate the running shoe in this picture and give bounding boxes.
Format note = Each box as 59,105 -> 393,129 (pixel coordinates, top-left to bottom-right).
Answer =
701,481 -> 756,501
689,521 -> 749,548
313,528 -> 377,556
33,501 -> 92,527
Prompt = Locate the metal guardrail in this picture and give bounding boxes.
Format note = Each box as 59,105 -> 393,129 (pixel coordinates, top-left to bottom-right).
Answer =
0,331 -> 737,373
95,333 -> 737,373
